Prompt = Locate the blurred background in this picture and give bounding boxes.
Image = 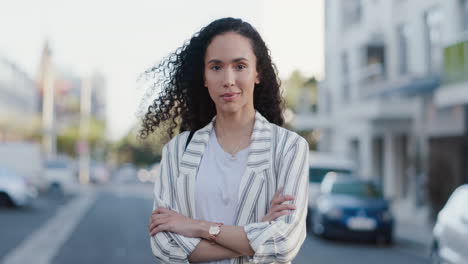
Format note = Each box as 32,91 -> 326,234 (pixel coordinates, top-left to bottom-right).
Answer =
1,0 -> 467,263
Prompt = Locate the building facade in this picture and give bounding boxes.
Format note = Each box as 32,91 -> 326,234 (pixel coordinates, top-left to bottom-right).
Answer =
0,56 -> 39,141
310,0 -> 468,216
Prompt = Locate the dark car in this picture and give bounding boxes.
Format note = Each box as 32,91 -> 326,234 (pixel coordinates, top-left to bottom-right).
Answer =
312,173 -> 394,244
430,184 -> 468,264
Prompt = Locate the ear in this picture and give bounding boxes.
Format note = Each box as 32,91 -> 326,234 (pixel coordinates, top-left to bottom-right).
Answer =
255,72 -> 260,84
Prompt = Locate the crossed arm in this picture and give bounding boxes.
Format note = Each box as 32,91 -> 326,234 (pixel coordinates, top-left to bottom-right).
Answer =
150,137 -> 309,263
149,187 -> 296,263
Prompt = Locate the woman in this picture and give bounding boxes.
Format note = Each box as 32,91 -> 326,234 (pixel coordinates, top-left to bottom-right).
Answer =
141,17 -> 309,264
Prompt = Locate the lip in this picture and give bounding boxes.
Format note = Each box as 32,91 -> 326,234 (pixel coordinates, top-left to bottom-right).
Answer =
221,92 -> 240,102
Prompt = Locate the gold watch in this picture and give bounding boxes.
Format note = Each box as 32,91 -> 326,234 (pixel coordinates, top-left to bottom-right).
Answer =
208,222 -> 223,243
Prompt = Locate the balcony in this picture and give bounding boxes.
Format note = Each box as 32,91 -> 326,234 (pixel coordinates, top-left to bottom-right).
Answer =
353,63 -> 440,100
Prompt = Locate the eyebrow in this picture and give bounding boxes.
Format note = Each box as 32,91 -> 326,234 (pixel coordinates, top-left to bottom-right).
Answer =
207,57 -> 249,64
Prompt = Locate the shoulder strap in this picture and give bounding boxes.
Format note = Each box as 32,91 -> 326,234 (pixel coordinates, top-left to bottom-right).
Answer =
185,131 -> 195,151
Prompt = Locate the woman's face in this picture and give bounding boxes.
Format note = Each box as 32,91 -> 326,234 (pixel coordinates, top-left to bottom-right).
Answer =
204,32 -> 259,115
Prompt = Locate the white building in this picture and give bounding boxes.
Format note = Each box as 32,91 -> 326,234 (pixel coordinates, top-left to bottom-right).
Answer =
0,56 -> 39,141
300,0 -> 468,214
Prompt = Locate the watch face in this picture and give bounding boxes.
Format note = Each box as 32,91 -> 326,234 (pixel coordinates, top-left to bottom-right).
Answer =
209,225 -> 220,235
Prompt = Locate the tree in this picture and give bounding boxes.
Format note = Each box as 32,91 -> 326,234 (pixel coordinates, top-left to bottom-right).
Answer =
111,121 -> 171,167
282,70 -> 318,113
56,117 -> 108,160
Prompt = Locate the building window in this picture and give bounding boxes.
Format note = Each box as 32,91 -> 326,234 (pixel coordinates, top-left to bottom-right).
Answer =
365,44 -> 386,79
342,52 -> 350,103
424,6 -> 444,74
397,24 -> 409,75
342,0 -> 362,28
462,0 -> 468,32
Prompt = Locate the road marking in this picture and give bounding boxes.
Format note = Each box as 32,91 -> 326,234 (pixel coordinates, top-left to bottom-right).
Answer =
1,190 -> 96,264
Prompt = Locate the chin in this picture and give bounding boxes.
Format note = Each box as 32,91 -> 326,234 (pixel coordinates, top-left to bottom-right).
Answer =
217,104 -> 243,114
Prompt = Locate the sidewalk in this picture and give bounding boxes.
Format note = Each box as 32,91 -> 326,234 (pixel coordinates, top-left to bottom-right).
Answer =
392,201 -> 434,250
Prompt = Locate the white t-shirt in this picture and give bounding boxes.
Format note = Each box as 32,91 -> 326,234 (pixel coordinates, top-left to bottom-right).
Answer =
195,128 -> 250,264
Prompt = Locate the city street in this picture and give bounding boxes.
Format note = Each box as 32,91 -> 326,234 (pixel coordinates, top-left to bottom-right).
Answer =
0,183 -> 430,264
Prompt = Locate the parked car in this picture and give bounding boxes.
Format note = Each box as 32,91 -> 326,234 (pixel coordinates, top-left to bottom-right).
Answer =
312,173 -> 394,244
307,151 -> 355,227
113,163 -> 138,183
430,184 -> 468,264
0,165 -> 37,207
0,142 -> 45,191
44,159 -> 77,195
90,163 -> 110,184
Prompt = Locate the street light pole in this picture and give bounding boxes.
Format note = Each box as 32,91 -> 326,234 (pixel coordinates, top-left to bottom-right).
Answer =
79,76 -> 91,185
41,46 -> 56,160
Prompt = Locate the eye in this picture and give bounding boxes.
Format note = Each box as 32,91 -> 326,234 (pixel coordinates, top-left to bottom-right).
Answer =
236,64 -> 246,70
210,65 -> 221,71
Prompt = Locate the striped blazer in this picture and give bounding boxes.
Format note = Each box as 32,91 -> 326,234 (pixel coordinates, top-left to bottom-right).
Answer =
150,111 -> 309,264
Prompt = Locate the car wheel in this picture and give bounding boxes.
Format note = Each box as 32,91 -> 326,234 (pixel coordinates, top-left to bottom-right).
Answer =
306,208 -> 314,231
0,192 -> 15,208
430,241 -> 442,264
49,182 -> 64,196
376,233 -> 393,246
385,234 -> 393,245
312,212 -> 325,237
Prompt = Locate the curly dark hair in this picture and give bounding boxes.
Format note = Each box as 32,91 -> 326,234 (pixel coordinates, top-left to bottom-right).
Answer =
138,17 -> 284,140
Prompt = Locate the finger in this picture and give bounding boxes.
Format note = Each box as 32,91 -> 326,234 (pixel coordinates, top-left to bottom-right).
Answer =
261,213 -> 272,222
152,208 -> 170,215
150,226 -> 160,236
150,216 -> 169,229
271,210 -> 290,220
149,217 -> 170,234
150,223 -> 169,236
272,195 -> 295,206
272,187 -> 284,201
149,218 -> 165,229
151,214 -> 170,222
149,222 -> 157,232
271,204 -> 296,213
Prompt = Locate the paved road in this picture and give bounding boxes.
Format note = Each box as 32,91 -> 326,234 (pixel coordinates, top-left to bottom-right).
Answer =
0,183 -> 429,264
295,233 -> 429,263
0,193 -> 74,260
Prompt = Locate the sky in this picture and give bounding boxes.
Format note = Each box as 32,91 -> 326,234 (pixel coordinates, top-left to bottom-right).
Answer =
0,0 -> 324,141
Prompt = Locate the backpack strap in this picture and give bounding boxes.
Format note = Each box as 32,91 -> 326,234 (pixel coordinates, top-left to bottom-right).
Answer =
185,131 -> 195,151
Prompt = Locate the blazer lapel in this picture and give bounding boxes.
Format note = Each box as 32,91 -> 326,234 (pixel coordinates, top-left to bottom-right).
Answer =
234,112 -> 272,226
178,120 -> 213,219
177,111 -> 272,225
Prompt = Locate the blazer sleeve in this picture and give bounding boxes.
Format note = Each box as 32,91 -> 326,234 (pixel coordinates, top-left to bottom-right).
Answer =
150,145 -> 201,264
243,136 -> 309,264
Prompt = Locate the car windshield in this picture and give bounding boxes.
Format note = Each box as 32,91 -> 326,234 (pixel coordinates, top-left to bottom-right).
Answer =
309,168 -> 352,183
45,161 -> 67,169
330,181 -> 382,198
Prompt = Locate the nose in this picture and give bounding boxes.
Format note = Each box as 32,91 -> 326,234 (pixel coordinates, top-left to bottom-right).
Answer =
223,68 -> 235,88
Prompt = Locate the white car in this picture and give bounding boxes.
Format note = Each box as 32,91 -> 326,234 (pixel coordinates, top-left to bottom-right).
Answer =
90,163 -> 110,184
0,142 -> 45,191
431,184 -> 468,264
113,163 -> 138,183
44,159 -> 77,195
0,165 -> 37,207
307,151 -> 355,228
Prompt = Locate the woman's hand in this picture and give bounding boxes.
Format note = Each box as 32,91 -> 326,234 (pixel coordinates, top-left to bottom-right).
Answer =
261,187 -> 296,222
149,208 -> 201,238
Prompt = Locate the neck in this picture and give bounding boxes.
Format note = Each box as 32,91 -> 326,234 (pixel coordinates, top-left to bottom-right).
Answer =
214,107 -> 256,137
